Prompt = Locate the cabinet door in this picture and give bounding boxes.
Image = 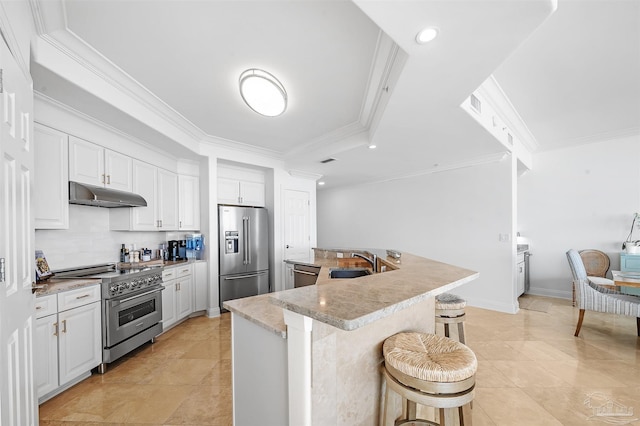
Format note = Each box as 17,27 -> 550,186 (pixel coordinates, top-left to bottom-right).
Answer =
157,169 -> 179,230
35,315 -> 58,399
284,263 -> 294,291
179,175 -> 200,230
176,276 -> 193,320
58,302 -> 102,386
193,262 -> 208,312
218,177 -> 240,205
68,136 -> 105,187
517,261 -> 525,296
240,181 -> 265,207
162,280 -> 177,329
131,160 -> 158,230
105,149 -> 133,192
34,124 -> 69,229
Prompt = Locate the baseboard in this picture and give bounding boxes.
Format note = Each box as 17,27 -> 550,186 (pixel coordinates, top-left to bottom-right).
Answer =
526,286 -> 572,300
466,297 -> 519,314
207,306 -> 221,318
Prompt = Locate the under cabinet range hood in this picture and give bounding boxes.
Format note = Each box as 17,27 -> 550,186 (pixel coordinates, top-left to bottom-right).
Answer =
69,181 -> 147,208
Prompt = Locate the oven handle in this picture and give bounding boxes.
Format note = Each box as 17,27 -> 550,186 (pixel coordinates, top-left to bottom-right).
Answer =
114,287 -> 163,304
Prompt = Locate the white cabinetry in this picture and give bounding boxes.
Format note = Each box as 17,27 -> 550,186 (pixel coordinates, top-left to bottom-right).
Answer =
69,136 -> 132,192
35,285 -> 102,403
193,261 -> 208,312
162,264 -> 193,330
110,160 -> 179,231
34,123 -> 69,229
517,253 -> 525,296
179,174 -> 200,230
217,164 -> 265,207
284,262 -> 294,291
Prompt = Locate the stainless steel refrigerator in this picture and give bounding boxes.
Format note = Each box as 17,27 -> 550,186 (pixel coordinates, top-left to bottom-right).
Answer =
218,205 -> 270,310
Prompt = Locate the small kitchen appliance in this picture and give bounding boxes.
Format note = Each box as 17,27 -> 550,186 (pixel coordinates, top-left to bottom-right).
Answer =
168,240 -> 180,261
186,233 -> 205,260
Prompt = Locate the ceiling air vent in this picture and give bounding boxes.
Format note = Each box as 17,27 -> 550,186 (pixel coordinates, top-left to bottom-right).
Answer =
320,158 -> 337,164
470,94 -> 481,114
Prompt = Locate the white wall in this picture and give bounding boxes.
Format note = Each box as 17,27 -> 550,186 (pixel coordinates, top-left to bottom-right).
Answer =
317,157 -> 518,313
35,205 -> 168,270
518,135 -> 640,299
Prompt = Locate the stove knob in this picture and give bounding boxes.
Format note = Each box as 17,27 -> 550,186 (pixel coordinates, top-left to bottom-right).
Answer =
110,284 -> 119,294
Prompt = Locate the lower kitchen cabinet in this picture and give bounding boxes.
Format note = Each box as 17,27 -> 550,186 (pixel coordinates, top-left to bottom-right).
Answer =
162,264 -> 193,330
35,285 -> 102,403
517,253 -> 525,296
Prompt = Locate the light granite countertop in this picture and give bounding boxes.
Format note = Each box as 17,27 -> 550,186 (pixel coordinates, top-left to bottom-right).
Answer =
34,277 -> 102,297
224,249 -> 478,337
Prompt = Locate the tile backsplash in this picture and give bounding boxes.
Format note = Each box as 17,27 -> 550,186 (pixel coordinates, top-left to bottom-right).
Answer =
35,205 -> 169,270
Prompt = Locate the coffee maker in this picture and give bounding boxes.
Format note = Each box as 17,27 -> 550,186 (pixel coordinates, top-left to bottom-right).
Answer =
168,240 -> 181,261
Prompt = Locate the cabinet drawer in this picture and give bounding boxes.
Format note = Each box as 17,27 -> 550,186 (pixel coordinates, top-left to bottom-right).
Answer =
162,268 -> 177,281
621,253 -> 640,272
35,294 -> 57,319
58,285 -> 101,311
176,264 -> 192,278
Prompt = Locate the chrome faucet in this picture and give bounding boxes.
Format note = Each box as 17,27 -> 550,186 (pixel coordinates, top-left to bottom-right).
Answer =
351,252 -> 377,273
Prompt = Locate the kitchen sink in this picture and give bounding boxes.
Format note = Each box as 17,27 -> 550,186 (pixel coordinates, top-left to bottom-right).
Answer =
328,268 -> 372,279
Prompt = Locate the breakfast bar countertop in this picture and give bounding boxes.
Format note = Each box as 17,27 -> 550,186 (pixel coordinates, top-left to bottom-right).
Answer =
224,248 -> 479,336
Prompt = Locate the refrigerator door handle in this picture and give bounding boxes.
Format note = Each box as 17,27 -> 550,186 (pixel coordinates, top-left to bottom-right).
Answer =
242,216 -> 248,265
246,216 -> 252,265
224,272 -> 267,280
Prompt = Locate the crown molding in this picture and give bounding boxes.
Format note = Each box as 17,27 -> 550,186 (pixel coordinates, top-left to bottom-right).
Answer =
328,152 -> 509,191
34,90 -> 184,161
477,76 -> 539,152
288,170 -> 323,181
550,126 -> 640,149
200,133 -> 283,160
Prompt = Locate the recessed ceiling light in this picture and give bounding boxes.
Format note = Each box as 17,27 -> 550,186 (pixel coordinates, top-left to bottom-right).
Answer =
239,68 -> 287,117
368,144 -> 377,149
318,181 -> 325,186
416,27 -> 439,44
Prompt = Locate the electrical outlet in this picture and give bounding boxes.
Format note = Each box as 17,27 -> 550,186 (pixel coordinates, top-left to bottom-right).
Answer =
498,233 -> 511,242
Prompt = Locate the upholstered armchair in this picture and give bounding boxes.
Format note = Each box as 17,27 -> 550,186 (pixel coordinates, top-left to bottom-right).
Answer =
566,249 -> 640,337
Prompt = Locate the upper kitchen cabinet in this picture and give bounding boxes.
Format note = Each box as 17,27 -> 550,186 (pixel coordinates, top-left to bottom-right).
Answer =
69,136 -> 133,192
34,123 -> 69,229
218,164 -> 265,207
179,174 -> 200,231
110,160 -> 179,231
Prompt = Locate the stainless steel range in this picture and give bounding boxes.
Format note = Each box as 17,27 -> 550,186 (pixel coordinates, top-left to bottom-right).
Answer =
56,263 -> 164,373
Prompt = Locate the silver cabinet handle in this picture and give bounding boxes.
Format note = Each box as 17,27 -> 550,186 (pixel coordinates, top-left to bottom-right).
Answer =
293,270 -> 318,276
102,174 -> 106,184
107,174 -> 111,184
76,294 -> 90,300
61,319 -> 67,333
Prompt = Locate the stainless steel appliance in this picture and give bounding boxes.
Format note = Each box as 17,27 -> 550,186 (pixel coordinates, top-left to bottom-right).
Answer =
219,205 -> 269,310
56,263 -> 164,373
293,264 -> 320,288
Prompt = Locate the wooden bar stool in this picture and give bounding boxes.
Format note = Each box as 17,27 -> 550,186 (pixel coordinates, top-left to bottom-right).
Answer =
381,332 -> 477,426
435,293 -> 467,344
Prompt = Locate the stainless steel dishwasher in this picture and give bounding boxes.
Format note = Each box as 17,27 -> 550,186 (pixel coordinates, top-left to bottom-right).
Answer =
293,264 -> 320,288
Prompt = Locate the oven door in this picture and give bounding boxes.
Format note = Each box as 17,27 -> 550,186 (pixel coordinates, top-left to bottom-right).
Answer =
105,286 -> 163,348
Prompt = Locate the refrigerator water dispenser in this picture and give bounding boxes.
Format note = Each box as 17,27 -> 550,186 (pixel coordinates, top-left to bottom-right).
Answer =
225,231 -> 239,254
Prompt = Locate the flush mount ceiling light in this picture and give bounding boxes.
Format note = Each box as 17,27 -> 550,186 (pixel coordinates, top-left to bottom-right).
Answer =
416,27 -> 439,44
239,68 -> 287,117
368,143 -> 377,149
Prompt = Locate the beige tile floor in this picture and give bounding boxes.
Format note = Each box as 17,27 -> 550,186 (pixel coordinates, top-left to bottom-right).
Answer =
39,295 -> 640,425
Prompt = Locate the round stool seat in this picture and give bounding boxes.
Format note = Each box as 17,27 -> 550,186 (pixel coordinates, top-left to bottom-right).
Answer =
383,332 -> 477,384
435,293 -> 467,311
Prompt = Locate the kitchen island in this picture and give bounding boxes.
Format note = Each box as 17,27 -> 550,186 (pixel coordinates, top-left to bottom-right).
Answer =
223,248 -> 478,426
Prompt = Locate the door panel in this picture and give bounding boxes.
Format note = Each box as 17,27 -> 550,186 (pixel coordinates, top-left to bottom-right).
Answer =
283,190 -> 311,262
219,205 -> 246,275
0,37 -> 37,425
247,207 -> 269,272
219,271 -> 269,309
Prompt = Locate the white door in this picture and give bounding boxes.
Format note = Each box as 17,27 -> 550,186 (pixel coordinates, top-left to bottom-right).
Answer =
57,302 -> 101,386
283,190 -> 311,262
157,168 -> 179,230
0,39 -> 37,425
68,136 -> 104,187
104,149 -> 132,192
131,160 -> 157,230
